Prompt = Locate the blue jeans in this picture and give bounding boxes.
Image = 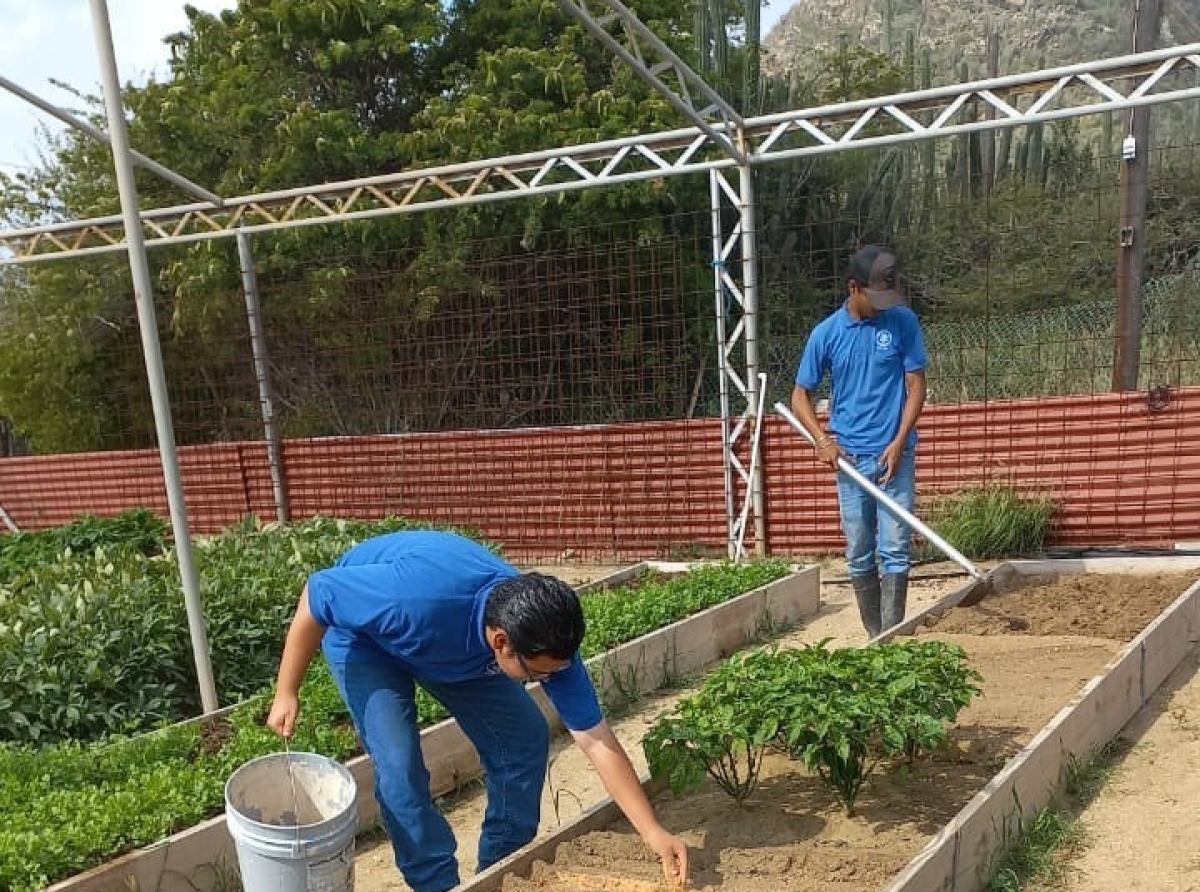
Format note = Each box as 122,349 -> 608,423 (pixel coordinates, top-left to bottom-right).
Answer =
328,660 -> 549,892
836,448 -> 917,578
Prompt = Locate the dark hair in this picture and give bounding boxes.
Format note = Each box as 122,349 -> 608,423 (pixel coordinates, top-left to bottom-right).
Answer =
484,573 -> 586,660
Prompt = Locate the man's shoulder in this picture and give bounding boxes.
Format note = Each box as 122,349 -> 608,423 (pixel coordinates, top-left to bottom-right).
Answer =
807,305 -> 847,339
879,306 -> 926,337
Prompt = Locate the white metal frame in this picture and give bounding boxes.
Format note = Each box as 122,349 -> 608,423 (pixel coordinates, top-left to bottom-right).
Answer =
4,45 -> 1198,261
2,29 -> 1199,570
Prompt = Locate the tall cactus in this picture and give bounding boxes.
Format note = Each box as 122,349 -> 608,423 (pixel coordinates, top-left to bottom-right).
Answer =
1025,120 -> 1045,185
743,0 -> 762,114
956,60 -> 974,201
882,0 -> 894,56
920,47 -> 937,227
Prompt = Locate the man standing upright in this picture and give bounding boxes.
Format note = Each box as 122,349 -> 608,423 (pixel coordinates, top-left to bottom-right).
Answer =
790,245 -> 928,638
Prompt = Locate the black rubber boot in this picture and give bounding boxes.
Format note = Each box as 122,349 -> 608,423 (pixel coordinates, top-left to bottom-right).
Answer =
881,572 -> 910,632
851,573 -> 882,639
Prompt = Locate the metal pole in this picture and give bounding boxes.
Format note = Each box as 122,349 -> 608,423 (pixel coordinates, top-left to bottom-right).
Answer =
1112,0 -> 1161,392
88,0 -> 218,713
734,373 -> 768,561
709,171 -> 736,557
775,402 -> 987,582
237,231 -> 291,522
739,162 -> 768,556
0,76 -> 223,206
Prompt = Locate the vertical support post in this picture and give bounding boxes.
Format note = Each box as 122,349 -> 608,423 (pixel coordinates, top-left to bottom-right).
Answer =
710,171 -> 737,557
709,162 -> 768,559
88,0 -> 218,713
738,163 -> 767,557
1113,0 -> 1161,391
237,232 -> 291,523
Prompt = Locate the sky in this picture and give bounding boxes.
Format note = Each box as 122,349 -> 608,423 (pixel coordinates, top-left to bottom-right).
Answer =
0,0 -> 791,177
0,1 -> 238,173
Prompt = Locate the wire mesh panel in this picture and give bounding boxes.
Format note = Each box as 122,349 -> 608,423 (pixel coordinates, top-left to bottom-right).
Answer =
2,130 -> 1200,556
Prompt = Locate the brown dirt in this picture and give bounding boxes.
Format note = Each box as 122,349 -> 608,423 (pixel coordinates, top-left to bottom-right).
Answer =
501,633 -> 1121,892
348,563 -> 1200,892
915,572 -> 1197,640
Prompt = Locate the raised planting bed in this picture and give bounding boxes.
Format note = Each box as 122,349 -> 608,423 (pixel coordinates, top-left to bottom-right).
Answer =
42,561 -> 819,892
458,557 -> 1200,892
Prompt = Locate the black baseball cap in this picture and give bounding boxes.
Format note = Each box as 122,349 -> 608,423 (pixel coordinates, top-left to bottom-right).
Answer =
848,245 -> 904,309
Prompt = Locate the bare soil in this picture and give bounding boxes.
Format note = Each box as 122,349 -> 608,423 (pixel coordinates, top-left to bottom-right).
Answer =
349,564 -> 1200,892
1050,645 -> 1200,892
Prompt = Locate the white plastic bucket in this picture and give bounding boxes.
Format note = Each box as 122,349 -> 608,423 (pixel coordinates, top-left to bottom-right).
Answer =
225,752 -> 358,892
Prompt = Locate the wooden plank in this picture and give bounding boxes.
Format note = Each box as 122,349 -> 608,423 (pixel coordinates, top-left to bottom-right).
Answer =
1050,647 -> 1142,760
459,781 -> 667,892
948,768 -> 1024,892
879,830 -> 956,892
1139,580 -> 1200,697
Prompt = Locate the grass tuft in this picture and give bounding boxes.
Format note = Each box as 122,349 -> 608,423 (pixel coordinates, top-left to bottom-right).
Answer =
986,744 -> 1122,890
925,482 -> 1057,561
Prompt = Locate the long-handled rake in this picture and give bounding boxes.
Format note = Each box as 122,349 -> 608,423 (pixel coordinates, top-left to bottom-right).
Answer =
774,402 -> 994,606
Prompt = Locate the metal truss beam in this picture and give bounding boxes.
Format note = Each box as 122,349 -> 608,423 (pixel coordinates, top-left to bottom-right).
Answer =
3,43 -> 1199,263
556,0 -> 745,162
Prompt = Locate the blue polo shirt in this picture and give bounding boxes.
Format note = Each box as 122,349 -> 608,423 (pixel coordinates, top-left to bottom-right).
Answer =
306,530 -> 604,731
795,303 -> 928,455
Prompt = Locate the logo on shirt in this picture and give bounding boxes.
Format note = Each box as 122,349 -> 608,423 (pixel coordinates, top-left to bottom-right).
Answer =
875,330 -> 894,350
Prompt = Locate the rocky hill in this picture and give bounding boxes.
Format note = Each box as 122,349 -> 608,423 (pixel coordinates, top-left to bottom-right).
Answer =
762,0 -> 1200,86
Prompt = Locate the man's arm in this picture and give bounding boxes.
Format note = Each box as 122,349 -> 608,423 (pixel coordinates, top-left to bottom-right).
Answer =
266,585 -> 327,738
880,369 -> 927,483
791,384 -> 841,469
572,721 -> 689,887
895,369 -> 927,444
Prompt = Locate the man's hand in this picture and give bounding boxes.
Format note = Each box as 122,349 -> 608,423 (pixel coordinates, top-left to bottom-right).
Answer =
879,439 -> 905,484
266,690 -> 300,738
644,827 -> 689,888
814,434 -> 842,470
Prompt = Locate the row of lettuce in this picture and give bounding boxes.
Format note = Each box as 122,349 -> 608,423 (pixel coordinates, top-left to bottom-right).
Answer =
0,511 -> 791,892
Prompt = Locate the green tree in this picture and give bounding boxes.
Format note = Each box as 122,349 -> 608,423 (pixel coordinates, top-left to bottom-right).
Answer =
0,0 -> 717,450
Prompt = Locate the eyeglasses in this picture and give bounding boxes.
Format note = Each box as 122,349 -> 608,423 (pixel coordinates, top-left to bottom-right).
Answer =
515,652 -> 567,684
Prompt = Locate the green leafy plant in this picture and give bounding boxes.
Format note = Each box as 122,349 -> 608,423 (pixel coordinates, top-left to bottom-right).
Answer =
0,522 -> 788,892
644,648 -> 789,804
0,509 -> 168,584
580,561 -> 791,656
875,640 -> 982,762
645,640 -> 981,816
926,482 -> 1057,560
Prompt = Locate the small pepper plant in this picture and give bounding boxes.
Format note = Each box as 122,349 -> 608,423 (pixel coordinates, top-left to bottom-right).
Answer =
644,639 -> 981,816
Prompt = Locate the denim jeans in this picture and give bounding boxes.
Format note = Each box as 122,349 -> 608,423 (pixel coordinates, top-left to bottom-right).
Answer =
328,660 -> 549,892
836,448 -> 917,578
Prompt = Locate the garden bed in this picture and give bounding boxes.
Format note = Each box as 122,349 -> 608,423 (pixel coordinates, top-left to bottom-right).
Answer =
461,559 -> 1200,892
45,561 -> 819,892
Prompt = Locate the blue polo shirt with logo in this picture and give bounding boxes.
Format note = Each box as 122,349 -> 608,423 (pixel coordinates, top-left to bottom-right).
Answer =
305,530 -> 604,731
795,303 -> 928,455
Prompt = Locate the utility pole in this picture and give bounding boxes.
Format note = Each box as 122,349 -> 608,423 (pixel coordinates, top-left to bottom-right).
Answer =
1112,0 -> 1161,392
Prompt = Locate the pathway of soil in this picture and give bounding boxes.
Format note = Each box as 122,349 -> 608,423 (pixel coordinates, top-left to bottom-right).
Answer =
350,563 -> 1199,892
1049,645 -> 1200,892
